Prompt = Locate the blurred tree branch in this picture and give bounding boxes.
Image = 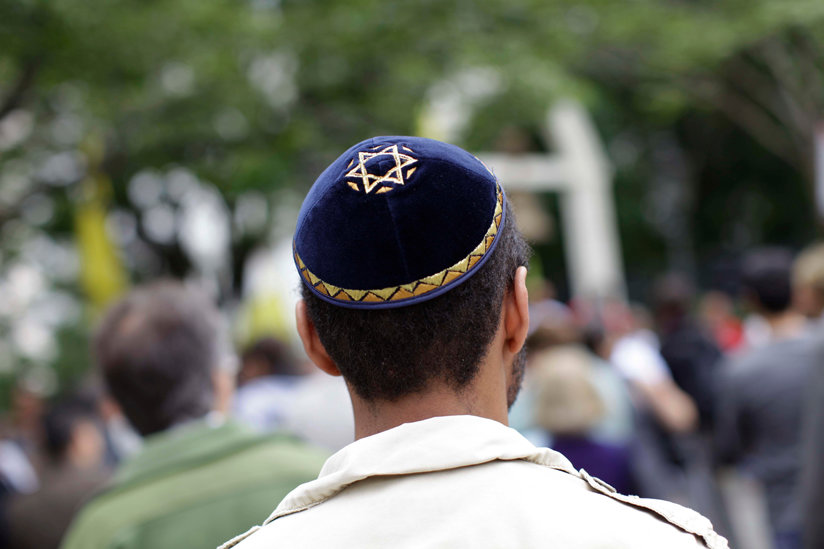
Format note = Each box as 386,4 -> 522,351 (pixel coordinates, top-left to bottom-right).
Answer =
681,31 -> 823,185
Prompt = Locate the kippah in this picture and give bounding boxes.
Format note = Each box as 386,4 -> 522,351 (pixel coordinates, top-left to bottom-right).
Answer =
293,136 -> 506,309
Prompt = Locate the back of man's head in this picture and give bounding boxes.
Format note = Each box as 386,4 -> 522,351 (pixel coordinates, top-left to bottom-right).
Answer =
302,210 -> 529,402
741,248 -> 794,315
94,282 -> 227,436
294,136 -> 530,404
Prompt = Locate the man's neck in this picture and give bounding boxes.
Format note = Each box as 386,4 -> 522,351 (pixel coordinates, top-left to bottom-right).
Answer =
350,383 -> 508,441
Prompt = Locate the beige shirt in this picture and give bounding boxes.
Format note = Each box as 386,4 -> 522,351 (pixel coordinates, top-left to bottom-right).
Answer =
222,415 -> 727,549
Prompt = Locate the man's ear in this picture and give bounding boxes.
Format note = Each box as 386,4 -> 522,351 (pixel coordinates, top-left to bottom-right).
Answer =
296,300 -> 342,377
502,266 -> 530,355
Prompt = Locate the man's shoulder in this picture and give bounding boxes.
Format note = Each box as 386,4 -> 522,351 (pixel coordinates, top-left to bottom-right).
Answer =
487,460 -> 725,548
571,468 -> 726,548
122,422 -> 325,485
62,427 -> 326,549
723,337 -> 814,387
229,430 -> 329,471
223,458 -> 726,549
220,525 -> 262,549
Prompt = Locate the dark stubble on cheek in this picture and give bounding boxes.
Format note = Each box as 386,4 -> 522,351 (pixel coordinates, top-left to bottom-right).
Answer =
506,348 -> 527,411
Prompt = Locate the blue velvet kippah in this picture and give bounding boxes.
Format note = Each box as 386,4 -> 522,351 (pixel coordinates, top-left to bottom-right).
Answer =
293,136 -> 506,309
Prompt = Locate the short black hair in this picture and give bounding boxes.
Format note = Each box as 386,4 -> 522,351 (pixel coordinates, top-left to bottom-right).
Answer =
741,248 -> 794,314
303,203 -> 530,402
42,396 -> 99,461
241,337 -> 302,377
94,282 -> 228,436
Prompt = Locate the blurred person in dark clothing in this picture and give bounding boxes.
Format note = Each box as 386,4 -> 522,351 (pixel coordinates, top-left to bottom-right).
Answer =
653,273 -> 723,431
714,248 -> 812,549
7,396 -> 109,549
792,242 -> 824,549
801,338 -> 824,549
0,382 -> 48,478
652,274 -> 730,537
0,381 -> 48,547
61,282 -> 326,549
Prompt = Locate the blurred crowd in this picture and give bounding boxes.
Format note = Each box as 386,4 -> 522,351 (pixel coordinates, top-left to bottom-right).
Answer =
513,245 -> 824,549
1,242 -> 823,549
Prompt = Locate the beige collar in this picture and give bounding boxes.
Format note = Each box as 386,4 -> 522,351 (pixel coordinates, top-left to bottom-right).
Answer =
266,415 -> 575,522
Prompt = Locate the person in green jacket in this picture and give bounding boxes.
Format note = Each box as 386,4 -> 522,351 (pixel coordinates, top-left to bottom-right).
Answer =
61,282 -> 327,549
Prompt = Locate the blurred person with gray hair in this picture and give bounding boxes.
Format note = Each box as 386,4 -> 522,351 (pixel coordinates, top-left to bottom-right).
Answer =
61,282 -> 326,549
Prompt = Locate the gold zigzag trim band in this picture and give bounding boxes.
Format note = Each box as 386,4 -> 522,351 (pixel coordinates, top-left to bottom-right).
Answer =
295,186 -> 504,305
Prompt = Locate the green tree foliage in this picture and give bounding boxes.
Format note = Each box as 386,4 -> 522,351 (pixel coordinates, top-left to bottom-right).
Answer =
1,0 -> 824,396
3,1 -> 822,192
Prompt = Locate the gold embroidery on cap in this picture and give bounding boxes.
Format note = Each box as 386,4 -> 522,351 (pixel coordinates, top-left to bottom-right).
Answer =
371,287 -> 398,300
343,289 -> 367,301
295,185 -> 504,305
345,144 -> 418,194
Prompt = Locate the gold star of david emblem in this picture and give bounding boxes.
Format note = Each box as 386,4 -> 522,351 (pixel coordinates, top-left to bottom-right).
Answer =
344,144 -> 418,194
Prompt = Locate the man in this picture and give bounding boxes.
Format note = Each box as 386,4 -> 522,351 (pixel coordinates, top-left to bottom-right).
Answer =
223,136 -> 726,548
651,275 -> 729,534
8,396 -> 109,549
233,337 -> 308,432
233,336 -> 356,452
62,282 -> 326,549
802,329 -> 824,549
714,249 -> 812,549
653,273 -> 722,431
792,242 -> 824,549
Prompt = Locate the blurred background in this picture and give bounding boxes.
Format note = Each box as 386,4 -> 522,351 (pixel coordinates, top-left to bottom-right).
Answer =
2,1 -> 824,547
3,0 -> 824,398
